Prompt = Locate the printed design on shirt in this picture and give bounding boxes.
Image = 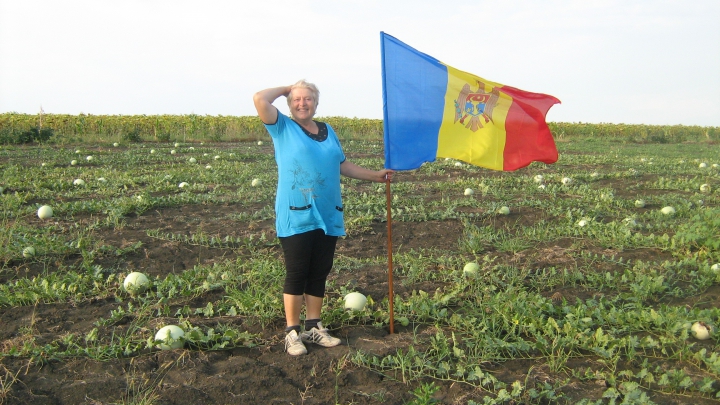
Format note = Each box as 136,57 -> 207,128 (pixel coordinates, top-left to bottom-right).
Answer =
290,159 -> 326,205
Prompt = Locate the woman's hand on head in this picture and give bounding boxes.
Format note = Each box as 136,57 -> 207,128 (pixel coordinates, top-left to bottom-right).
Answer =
253,86 -> 293,124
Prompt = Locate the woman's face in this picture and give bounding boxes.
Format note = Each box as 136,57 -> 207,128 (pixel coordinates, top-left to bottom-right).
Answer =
289,88 -> 316,122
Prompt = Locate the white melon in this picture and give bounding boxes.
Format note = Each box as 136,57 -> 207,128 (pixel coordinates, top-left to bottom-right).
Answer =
463,262 -> 480,277
344,292 -> 367,311
22,247 -> 36,258
37,205 -> 53,219
123,271 -> 150,294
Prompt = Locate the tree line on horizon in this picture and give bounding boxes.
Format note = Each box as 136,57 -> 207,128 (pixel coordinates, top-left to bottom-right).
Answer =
0,112 -> 717,145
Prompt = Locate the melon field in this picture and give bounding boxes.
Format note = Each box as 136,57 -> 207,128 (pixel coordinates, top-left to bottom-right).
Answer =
1,134 -> 720,404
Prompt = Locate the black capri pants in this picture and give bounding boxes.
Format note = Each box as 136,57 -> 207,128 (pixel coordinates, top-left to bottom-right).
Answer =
279,229 -> 338,297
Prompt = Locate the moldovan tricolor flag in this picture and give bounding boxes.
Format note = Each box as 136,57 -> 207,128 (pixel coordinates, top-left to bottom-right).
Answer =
381,32 -> 560,171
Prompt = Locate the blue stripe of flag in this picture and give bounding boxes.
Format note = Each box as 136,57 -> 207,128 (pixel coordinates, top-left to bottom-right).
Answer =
381,32 -> 448,170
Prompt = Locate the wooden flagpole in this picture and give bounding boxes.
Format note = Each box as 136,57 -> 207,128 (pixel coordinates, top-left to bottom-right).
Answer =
385,175 -> 395,334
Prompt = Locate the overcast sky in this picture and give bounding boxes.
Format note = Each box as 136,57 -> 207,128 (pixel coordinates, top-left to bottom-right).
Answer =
1,0 -> 718,126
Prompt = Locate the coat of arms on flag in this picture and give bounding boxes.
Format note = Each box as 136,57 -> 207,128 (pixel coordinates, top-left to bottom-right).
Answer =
454,80 -> 501,132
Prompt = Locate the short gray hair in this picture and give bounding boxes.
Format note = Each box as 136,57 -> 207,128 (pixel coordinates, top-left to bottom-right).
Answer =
286,79 -> 320,106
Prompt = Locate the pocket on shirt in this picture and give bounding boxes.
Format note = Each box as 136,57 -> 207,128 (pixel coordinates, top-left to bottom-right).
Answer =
288,204 -> 316,228
333,205 -> 344,229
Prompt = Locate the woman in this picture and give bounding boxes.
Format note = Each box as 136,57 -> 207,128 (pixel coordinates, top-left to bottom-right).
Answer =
253,80 -> 393,356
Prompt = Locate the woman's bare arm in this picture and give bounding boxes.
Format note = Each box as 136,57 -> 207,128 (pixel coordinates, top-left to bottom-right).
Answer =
340,160 -> 394,183
253,86 -> 291,124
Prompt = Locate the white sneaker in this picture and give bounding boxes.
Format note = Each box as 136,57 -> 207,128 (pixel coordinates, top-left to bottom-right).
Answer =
284,330 -> 307,355
300,322 -> 341,347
